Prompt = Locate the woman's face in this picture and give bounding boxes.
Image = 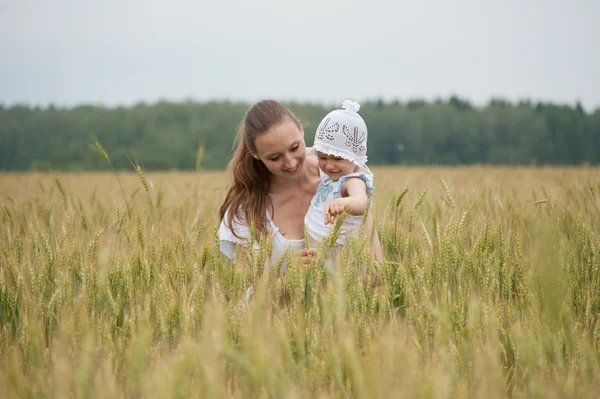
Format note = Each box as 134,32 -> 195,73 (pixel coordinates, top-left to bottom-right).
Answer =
253,118 -> 307,179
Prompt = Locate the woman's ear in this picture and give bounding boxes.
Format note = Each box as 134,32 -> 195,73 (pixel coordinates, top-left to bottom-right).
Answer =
251,152 -> 260,160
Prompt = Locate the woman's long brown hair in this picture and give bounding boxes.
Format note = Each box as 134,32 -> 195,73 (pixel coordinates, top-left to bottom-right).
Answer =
219,100 -> 301,240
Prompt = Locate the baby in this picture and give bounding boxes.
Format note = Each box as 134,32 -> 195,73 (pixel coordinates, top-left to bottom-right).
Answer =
305,100 -> 374,247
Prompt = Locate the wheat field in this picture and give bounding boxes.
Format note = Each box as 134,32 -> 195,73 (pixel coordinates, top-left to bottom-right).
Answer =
1,166 -> 600,398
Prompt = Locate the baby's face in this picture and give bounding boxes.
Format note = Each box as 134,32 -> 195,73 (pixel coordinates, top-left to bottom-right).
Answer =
316,151 -> 357,181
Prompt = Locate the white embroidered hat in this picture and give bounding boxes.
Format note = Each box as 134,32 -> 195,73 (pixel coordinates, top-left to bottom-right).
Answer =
313,100 -> 368,166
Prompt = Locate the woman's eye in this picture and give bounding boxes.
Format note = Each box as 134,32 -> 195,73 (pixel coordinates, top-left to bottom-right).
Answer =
291,146 -> 299,152
271,156 -> 280,161
334,157 -> 343,161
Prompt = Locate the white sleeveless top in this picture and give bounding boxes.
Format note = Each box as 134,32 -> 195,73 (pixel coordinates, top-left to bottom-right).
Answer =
304,168 -> 375,246
218,208 -> 305,266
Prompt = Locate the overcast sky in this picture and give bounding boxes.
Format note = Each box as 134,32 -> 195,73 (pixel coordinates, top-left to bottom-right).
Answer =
1,0 -> 599,111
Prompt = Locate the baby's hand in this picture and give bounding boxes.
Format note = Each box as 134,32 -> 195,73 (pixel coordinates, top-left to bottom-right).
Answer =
324,198 -> 348,225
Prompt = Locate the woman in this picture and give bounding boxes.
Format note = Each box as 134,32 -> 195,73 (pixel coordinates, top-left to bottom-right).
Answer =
218,100 -> 382,265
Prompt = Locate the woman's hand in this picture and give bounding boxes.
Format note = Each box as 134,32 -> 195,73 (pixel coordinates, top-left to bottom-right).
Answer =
300,248 -> 317,264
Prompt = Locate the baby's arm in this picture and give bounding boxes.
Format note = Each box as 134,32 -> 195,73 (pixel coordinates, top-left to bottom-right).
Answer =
324,177 -> 369,225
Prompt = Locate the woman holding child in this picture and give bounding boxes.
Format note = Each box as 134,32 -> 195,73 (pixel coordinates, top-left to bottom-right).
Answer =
218,99 -> 382,266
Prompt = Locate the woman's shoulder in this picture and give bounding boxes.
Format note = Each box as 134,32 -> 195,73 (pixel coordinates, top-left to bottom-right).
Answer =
305,148 -> 320,177
218,207 -> 251,241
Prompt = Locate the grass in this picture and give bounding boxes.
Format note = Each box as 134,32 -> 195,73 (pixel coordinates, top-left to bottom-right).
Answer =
0,166 -> 599,398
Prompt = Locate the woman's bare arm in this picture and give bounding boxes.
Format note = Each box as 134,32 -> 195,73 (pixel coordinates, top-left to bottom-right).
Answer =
364,213 -> 383,263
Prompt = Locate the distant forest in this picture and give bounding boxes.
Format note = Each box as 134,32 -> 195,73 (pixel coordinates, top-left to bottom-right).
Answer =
1,97 -> 599,171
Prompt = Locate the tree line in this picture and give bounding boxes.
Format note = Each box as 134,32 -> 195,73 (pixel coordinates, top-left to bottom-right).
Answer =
1,97 -> 598,171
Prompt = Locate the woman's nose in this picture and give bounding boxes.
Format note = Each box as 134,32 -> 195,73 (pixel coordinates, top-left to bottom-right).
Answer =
284,154 -> 296,168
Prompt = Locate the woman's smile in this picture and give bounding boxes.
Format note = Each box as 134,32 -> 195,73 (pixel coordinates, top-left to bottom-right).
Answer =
282,161 -> 301,174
